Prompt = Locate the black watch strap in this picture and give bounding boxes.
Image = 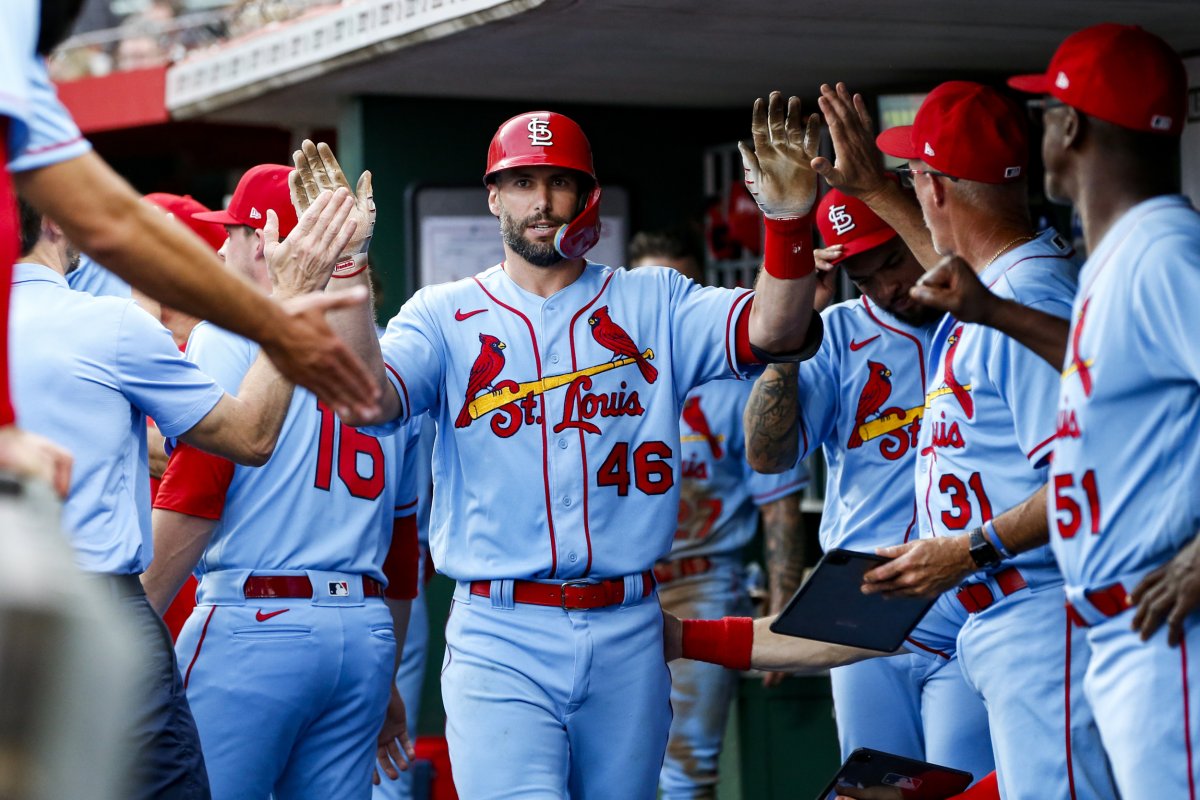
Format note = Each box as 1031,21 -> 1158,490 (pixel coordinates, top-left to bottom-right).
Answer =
968,528 -> 1003,569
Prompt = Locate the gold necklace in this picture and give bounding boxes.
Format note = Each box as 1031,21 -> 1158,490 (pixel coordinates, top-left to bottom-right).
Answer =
984,234 -> 1037,268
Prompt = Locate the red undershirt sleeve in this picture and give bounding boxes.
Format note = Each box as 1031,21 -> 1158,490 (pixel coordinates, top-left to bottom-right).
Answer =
382,514 -> 419,600
153,443 -> 235,520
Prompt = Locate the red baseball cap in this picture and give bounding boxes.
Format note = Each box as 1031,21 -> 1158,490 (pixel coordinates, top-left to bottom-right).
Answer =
816,188 -> 897,264
876,81 -> 1028,184
144,193 -> 227,252
1008,24 -> 1186,136
192,164 -> 298,238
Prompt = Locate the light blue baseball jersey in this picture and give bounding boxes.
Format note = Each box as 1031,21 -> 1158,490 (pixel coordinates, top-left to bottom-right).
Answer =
185,322 -> 406,584
376,262 -> 756,581
796,295 -> 936,551
0,1 -> 36,151
1051,196 -> 1200,589
916,230 -> 1077,586
8,263 -> 223,574
67,253 -> 132,298
669,378 -> 807,559
8,55 -> 90,173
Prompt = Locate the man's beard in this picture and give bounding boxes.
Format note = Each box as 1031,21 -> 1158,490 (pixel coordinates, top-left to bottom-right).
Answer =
64,248 -> 82,275
500,209 -> 569,268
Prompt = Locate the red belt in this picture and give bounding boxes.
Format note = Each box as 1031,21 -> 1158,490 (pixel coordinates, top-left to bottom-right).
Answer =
242,575 -> 385,599
1066,582 -> 1132,627
653,556 -> 713,585
470,571 -> 655,610
956,567 -> 1028,614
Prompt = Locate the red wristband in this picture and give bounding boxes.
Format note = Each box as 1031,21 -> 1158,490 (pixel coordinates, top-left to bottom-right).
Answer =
763,214 -> 815,280
681,616 -> 753,670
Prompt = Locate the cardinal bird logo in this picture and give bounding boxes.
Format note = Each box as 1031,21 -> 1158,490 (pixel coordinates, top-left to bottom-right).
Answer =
1068,298 -> 1093,398
942,326 -> 974,419
848,361 -> 895,449
682,396 -> 723,459
588,306 -> 658,384
456,333 -> 507,428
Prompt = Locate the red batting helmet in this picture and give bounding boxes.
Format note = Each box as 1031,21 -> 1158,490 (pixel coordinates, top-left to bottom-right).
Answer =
483,111 -> 602,260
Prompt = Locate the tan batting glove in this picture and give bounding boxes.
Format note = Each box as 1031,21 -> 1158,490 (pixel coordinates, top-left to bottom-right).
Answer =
737,91 -> 822,220
291,140 -> 375,271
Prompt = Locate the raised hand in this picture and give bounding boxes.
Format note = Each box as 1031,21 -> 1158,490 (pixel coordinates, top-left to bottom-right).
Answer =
291,139 -> 375,263
263,188 -> 356,298
813,245 -> 844,312
812,82 -> 893,202
910,255 -> 1000,323
738,91 -> 821,219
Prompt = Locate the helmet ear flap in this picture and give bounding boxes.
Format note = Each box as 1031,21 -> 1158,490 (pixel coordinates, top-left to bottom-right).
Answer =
554,185 -> 602,260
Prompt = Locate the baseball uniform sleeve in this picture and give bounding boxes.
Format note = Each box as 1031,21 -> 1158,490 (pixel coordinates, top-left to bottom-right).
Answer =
184,322 -> 259,394
7,56 -> 90,173
666,269 -> 756,391
373,289 -> 447,431
986,296 -> 1073,468
114,302 -> 224,439
793,332 -> 840,462
1131,234 -> 1200,382
0,5 -> 34,157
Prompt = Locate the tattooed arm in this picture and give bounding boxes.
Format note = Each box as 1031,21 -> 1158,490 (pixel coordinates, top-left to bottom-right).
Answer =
744,363 -> 802,474
763,492 -> 806,615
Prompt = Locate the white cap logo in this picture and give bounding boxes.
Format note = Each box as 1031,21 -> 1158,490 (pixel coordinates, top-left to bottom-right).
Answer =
1151,115 -> 1172,131
1055,71 -> 1070,90
923,142 -> 936,157
827,204 -> 856,237
1004,166 -> 1022,178
249,207 -> 263,220
527,117 -> 553,146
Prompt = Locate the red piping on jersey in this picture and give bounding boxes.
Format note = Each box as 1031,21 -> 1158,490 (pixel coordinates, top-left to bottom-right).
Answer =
474,276 -> 558,576
923,450 -> 939,537
383,362 -> 410,419
21,135 -> 85,156
905,636 -> 950,660
861,296 -> 926,391
1027,432 -> 1057,462
1064,608 -> 1078,800
1184,637 -> 1196,799
567,270 -> 616,575
725,291 -> 754,375
395,498 -> 417,513
752,477 -> 808,505
183,606 -> 217,690
902,499 -> 918,543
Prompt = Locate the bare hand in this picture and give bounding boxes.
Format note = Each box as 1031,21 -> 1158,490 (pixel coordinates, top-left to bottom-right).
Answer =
811,83 -> 892,202
863,537 -> 974,598
263,188 -> 357,298
1131,535 -> 1200,646
910,256 -> 999,323
372,687 -> 415,784
662,609 -> 682,662
291,139 -> 375,260
738,91 -> 821,219
0,425 -> 72,498
813,245 -> 844,312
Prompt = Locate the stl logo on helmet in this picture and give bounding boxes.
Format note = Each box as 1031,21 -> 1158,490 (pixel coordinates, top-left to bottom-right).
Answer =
527,117 -> 553,146
827,204 -> 856,237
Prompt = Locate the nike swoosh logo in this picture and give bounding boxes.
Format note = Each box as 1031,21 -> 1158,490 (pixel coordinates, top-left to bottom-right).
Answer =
455,308 -> 487,321
849,335 -> 880,351
255,608 -> 290,622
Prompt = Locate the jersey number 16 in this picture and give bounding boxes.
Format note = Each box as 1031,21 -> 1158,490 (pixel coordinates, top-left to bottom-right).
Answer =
314,401 -> 385,500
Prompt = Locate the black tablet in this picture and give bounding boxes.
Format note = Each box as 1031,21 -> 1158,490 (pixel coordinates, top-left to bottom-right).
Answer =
816,748 -> 973,800
769,549 -> 936,652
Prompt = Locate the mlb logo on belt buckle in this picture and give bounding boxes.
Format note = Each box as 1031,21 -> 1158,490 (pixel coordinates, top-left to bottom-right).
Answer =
328,581 -> 350,597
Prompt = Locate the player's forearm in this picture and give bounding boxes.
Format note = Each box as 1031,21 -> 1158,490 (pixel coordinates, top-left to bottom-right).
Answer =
858,182 -> 941,270
386,598 -> 412,677
181,354 -> 293,466
146,424 -> 168,480
979,300 -> 1069,368
322,267 -> 394,424
744,364 -> 802,473
752,617 -> 881,672
763,495 -> 806,614
15,154 -> 288,347
987,484 -> 1050,557
143,510 -> 217,614
748,270 -> 816,355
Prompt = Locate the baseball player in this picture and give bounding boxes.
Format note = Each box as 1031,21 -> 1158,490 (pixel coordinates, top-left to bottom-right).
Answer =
332,98 -> 824,798
1004,24 -> 1198,799
791,80 -> 1118,799
143,152 -> 420,800
628,232 -> 811,798
743,187 -> 994,780
2,1 -> 378,469
8,187 -> 359,799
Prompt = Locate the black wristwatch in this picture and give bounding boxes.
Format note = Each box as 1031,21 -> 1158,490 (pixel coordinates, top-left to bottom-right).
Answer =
968,528 -> 1003,569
